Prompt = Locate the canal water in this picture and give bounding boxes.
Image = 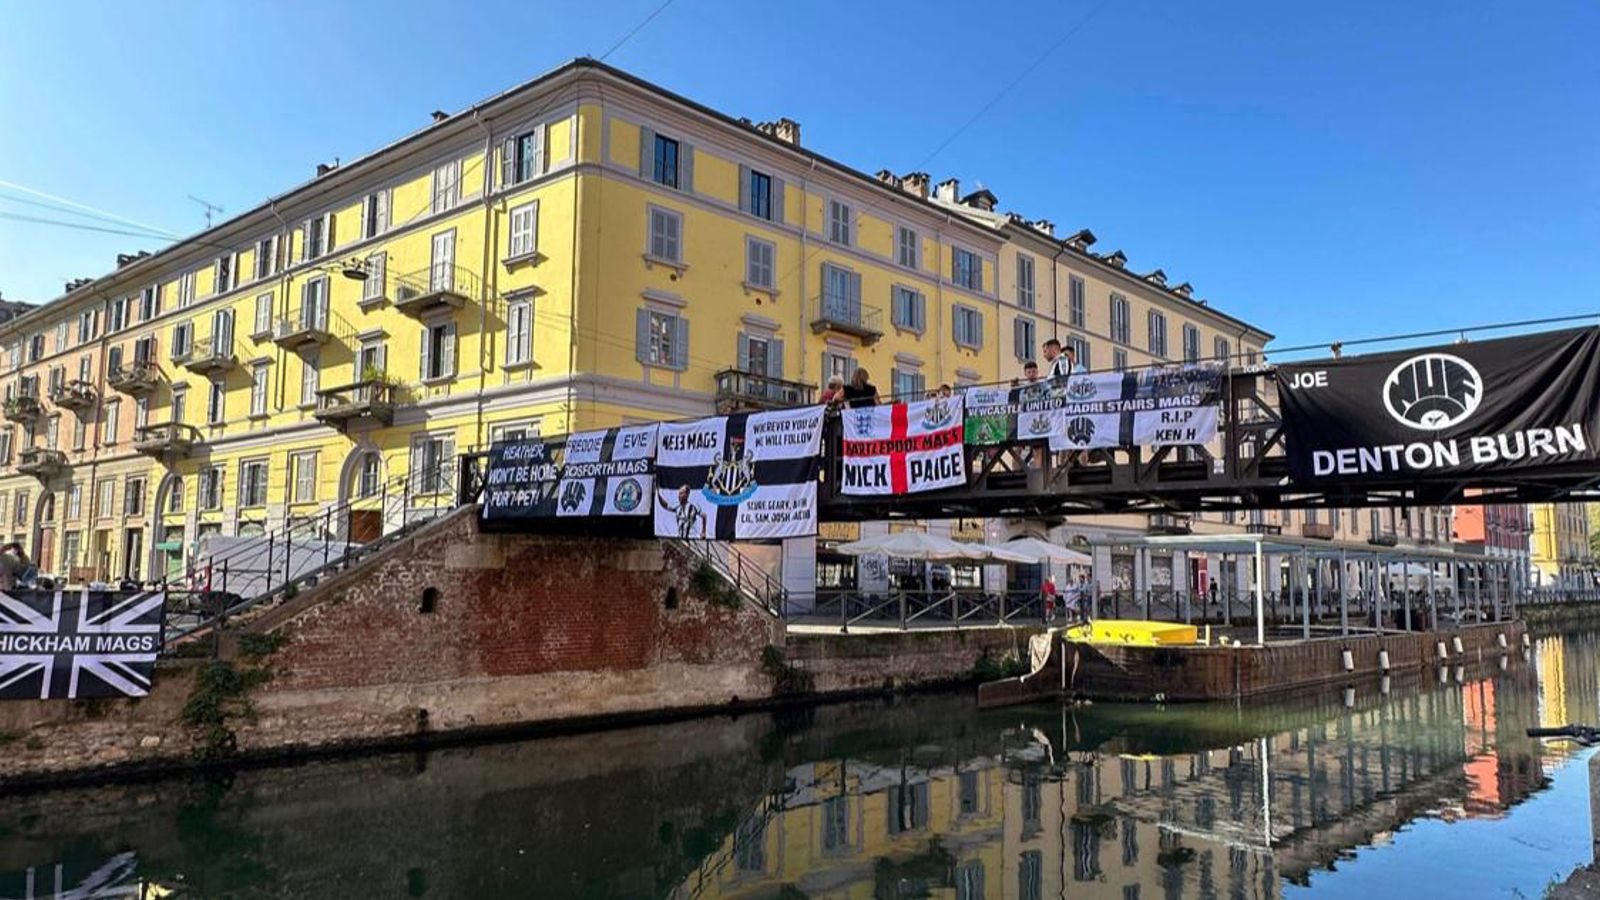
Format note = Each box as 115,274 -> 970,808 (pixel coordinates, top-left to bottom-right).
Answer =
3,630 -> 1599,899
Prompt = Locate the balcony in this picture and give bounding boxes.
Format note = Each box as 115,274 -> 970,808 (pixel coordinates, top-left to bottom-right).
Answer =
809,295 -> 883,345
1368,531 -> 1400,547
271,307 -> 334,352
50,379 -> 96,412
713,369 -> 815,414
1301,521 -> 1335,540
133,422 -> 200,459
391,263 -> 477,318
1245,522 -> 1284,535
3,395 -> 41,424
1147,513 -> 1193,535
107,360 -> 161,395
15,447 -> 67,480
175,337 -> 236,375
314,379 -> 397,431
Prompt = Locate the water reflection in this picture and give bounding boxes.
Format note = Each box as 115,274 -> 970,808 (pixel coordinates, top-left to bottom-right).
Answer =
0,632 -> 1597,899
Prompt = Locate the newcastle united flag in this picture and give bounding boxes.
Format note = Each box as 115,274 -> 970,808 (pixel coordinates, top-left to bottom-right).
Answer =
840,395 -> 967,495
481,424 -> 658,520
0,589 -> 165,700
1277,328 -> 1600,483
654,406 -> 825,540
964,367 -> 1223,452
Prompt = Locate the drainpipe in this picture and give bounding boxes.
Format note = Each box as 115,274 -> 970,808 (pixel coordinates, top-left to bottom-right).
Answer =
1049,242 -> 1065,342
797,158 -> 817,386
268,201 -> 292,426
471,110 -> 495,451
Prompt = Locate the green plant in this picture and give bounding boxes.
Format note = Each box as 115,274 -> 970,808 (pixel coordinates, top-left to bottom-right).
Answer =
282,583 -> 299,600
182,660 -> 272,760
971,649 -> 1028,681
691,560 -> 744,611
760,644 -> 814,696
0,729 -> 18,746
237,632 -> 287,659
23,736 -> 43,751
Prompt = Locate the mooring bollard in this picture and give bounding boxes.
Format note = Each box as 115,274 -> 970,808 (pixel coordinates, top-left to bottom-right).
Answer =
1378,649 -> 1390,671
1436,640 -> 1447,660
1341,649 -> 1354,672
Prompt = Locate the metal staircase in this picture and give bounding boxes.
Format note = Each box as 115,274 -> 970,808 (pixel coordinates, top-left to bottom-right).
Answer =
669,539 -> 787,617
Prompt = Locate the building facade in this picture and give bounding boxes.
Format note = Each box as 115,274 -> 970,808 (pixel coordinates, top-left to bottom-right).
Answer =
0,59 -> 1277,587
1531,501 -> 1592,588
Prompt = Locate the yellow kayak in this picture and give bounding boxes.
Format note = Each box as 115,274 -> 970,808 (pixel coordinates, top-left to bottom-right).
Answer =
1063,619 -> 1199,647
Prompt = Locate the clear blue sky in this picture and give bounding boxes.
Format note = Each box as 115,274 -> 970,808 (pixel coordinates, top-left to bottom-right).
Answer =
3,0 -> 1596,351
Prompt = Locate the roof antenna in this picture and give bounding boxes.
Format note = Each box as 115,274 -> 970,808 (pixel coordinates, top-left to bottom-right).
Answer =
187,195 -> 223,229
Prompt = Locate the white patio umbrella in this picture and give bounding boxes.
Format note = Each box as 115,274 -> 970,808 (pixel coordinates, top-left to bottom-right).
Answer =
1001,536 -> 1093,566
836,531 -> 990,561
971,542 -> 1043,564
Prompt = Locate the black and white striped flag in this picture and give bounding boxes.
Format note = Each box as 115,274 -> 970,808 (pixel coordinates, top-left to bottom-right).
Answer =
654,406 -> 825,540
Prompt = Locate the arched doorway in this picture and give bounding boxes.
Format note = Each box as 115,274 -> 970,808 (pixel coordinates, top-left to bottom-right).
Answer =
32,491 -> 56,575
337,444 -> 387,543
150,472 -> 186,583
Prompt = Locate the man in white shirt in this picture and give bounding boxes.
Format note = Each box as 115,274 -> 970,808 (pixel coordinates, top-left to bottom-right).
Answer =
1041,339 -> 1081,380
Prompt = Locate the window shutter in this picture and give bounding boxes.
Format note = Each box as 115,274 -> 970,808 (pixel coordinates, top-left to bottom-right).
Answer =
501,136 -> 516,187
769,338 -> 784,379
848,272 -> 862,320
323,212 -> 336,254
358,200 -> 369,242
737,165 -> 750,212
736,332 -> 750,372
635,309 -> 651,364
532,125 -> 546,176
679,142 -> 694,192
420,328 -> 432,380
771,177 -> 785,223
672,317 -> 689,370
1013,319 -> 1025,358
638,126 -> 655,178
442,324 -> 456,376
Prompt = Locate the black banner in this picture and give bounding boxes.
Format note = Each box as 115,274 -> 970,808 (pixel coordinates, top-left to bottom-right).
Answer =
480,424 -> 658,520
0,590 -> 165,700
1276,327 -> 1600,482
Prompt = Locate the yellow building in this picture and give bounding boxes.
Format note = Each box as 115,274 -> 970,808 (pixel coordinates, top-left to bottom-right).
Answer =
0,59 -> 1270,587
1531,501 -> 1591,589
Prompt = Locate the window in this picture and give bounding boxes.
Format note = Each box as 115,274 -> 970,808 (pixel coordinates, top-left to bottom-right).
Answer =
54,321 -> 67,352
822,351 -> 855,385
134,396 -> 148,431
170,321 -> 193,359
1013,317 -> 1036,361
827,200 -> 853,246
102,400 -> 119,444
745,238 -> 775,289
1148,310 -> 1168,357
178,271 -> 196,307
72,416 -> 85,451
896,227 -> 919,269
507,128 -> 544,185
1182,323 -> 1200,363
13,491 -> 27,527
1214,337 -> 1231,366
506,298 -> 532,366
650,134 -> 680,188
301,351 -> 321,404
1069,276 -> 1086,327
167,476 -> 184,514
77,355 -> 91,383
124,478 -> 145,517
206,379 -> 225,425
508,201 -> 538,259
47,366 -> 63,395
213,255 -> 234,295
27,334 -> 43,362
67,483 -> 82,520
952,248 -> 982,291
736,332 -> 782,377
420,325 -> 455,380
648,207 -> 682,263
291,451 -> 317,504
199,466 -> 224,511
358,339 -> 386,381
636,310 -> 686,370
891,286 -> 926,332
255,236 -> 278,280
77,309 -> 97,344
490,421 -> 538,444
171,388 -> 187,427
361,190 -> 390,239
254,293 -> 273,337
96,478 -> 114,519
358,453 -> 382,498
953,305 -> 983,349
1070,336 -> 1092,371
140,284 -> 159,321
45,415 -> 58,449
431,159 -> 461,213
745,169 -> 773,220
1016,255 -> 1035,309
133,335 -> 157,364
891,368 -> 925,400
1110,294 -> 1130,344
820,263 -> 861,324
211,308 -> 234,355
362,252 -> 387,303
300,278 -> 329,331
250,363 -> 269,416
411,433 -> 456,495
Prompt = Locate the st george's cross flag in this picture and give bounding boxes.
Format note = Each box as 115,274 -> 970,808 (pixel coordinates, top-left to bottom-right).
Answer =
653,405 -> 826,540
0,589 -> 165,700
839,395 -> 967,495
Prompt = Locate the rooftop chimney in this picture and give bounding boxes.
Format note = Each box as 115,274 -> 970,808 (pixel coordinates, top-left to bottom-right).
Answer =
115,250 -> 150,269
1102,250 -> 1127,268
1032,219 -> 1055,237
1065,228 -> 1097,250
753,118 -> 802,146
316,161 -> 338,177
1144,268 -> 1168,287
933,178 -> 960,203
1172,282 -> 1194,298
875,169 -> 903,189
901,172 -> 930,200
64,277 -> 93,293
960,188 -> 998,212
431,109 -> 449,123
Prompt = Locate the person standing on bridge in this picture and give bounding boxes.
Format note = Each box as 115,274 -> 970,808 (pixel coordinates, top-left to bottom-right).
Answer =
843,367 -> 880,407
1041,339 -> 1081,381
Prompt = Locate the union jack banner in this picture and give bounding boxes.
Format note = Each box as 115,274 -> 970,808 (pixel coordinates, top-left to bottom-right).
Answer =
0,589 -> 165,700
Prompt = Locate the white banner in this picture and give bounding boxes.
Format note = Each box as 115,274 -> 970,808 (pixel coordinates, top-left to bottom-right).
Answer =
840,396 -> 967,495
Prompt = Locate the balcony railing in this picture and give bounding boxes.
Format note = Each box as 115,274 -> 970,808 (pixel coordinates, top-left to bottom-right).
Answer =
314,379 -> 397,430
134,422 -> 200,458
4,395 -> 41,423
1368,531 -> 1400,547
391,263 -> 479,317
809,295 -> 883,344
50,379 -> 96,411
272,305 -> 334,351
108,359 -> 161,395
713,369 -> 816,414
175,337 -> 236,375
1148,513 -> 1193,535
15,447 -> 67,480
1301,521 -> 1335,540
